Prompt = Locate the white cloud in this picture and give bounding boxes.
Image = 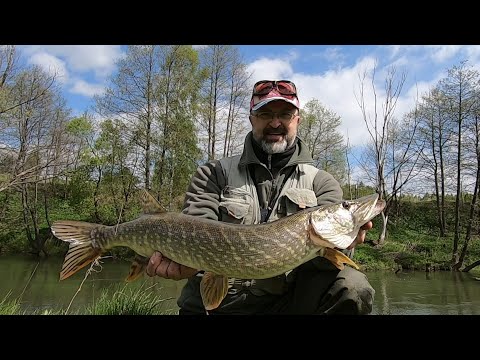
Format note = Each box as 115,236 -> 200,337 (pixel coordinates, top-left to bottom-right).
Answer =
385,45 -> 402,58
464,46 -> 480,61
246,57 -> 294,82
70,79 -> 105,97
385,45 -> 469,66
27,52 -> 69,84
18,45 -> 125,101
292,56 -> 381,147
425,45 -> 463,63
286,48 -> 299,62
322,47 -> 346,63
20,45 -> 124,78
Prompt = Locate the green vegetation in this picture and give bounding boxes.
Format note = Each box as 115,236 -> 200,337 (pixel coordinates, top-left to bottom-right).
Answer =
1,283 -> 176,315
2,185 -> 480,274
86,283 -> 176,315
354,199 -> 480,274
0,291 -> 21,315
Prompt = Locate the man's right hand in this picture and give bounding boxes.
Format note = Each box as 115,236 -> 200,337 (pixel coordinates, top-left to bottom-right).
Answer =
146,251 -> 199,280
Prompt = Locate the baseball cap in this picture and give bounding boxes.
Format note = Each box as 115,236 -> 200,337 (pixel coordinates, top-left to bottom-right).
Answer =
250,80 -> 300,112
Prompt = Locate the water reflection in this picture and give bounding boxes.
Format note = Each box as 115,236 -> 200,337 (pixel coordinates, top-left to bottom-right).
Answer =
1,255 -> 480,315
0,255 -> 185,314
368,269 -> 480,315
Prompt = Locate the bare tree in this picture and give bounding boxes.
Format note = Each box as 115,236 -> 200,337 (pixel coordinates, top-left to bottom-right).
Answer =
223,50 -> 251,157
0,45 -> 19,114
0,46 -> 53,116
454,111 -> 480,271
415,87 -> 456,236
438,61 -> 479,265
1,65 -> 71,255
298,99 -> 346,182
355,63 -> 422,245
344,135 -> 354,200
0,65 -> 62,193
197,45 -> 250,160
95,45 -> 159,190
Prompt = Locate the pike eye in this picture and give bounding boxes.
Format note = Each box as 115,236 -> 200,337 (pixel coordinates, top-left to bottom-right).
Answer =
342,201 -> 351,209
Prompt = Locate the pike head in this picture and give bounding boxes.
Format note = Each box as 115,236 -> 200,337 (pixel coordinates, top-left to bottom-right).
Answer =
309,193 -> 385,249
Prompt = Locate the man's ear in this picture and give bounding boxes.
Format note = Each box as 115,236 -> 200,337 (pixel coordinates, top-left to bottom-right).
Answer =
249,114 -> 253,126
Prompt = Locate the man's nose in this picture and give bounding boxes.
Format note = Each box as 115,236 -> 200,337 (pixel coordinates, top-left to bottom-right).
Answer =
268,117 -> 282,127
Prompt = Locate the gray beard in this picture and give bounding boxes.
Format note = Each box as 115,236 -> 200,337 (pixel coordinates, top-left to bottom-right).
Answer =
252,129 -> 297,154
261,139 -> 287,154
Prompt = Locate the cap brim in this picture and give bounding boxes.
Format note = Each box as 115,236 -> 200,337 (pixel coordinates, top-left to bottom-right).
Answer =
251,97 -> 300,111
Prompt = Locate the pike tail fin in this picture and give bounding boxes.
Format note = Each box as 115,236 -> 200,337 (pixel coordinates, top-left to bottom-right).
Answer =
51,221 -> 103,280
323,247 -> 360,270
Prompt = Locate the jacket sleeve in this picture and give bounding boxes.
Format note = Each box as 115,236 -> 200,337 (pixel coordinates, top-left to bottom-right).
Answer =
181,160 -> 226,221
312,169 -> 343,206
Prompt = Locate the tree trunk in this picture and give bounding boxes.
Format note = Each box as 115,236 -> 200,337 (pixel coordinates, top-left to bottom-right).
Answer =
93,167 -> 102,222
20,185 -> 35,253
452,115 -> 462,265
462,260 -> 480,272
379,212 -> 388,245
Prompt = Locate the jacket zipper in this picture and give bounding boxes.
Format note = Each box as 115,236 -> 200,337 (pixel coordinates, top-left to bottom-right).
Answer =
263,154 -> 279,223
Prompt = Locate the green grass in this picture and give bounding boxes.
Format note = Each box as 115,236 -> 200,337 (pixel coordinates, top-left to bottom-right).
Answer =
1,282 -> 177,315
85,282 -> 176,315
355,219 -> 480,273
0,291 -> 21,315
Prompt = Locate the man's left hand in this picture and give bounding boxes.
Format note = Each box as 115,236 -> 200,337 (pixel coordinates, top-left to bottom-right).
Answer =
347,221 -> 373,250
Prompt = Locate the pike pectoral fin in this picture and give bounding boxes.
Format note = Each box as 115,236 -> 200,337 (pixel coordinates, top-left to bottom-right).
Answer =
125,255 -> 149,282
322,248 -> 360,271
200,272 -> 229,311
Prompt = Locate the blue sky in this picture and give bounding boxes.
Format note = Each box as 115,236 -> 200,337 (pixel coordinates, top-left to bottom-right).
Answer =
16,45 -> 480,147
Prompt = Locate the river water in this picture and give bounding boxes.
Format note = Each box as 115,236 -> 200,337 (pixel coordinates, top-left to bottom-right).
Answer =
1,255 -> 479,315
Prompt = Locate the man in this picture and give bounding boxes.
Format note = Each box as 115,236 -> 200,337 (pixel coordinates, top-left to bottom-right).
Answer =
146,79 -> 375,315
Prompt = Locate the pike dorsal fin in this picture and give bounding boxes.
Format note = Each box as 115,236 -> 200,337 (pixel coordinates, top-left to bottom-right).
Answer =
141,189 -> 166,214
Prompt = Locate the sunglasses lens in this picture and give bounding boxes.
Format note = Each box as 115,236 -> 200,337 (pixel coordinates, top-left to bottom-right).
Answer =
276,81 -> 296,95
253,81 -> 297,96
254,81 -> 274,95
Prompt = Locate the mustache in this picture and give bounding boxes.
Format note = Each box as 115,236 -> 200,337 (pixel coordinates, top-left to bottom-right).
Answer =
264,127 -> 286,135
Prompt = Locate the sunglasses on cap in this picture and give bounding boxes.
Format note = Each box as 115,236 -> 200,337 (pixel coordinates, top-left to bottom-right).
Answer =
253,80 -> 297,96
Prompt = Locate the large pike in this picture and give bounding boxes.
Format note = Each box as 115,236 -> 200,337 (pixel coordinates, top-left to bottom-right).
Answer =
51,190 -> 385,311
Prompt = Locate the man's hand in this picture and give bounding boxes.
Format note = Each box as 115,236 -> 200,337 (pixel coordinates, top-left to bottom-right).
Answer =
347,221 -> 373,250
146,251 -> 199,280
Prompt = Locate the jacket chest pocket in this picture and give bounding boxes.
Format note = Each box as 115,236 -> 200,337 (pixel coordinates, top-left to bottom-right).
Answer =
219,187 -> 255,224
277,188 -> 318,217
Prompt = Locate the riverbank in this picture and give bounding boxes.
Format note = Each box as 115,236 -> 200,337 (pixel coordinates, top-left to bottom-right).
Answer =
354,222 -> 480,274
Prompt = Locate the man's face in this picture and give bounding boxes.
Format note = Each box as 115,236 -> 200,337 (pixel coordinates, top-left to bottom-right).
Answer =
249,100 -> 300,154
